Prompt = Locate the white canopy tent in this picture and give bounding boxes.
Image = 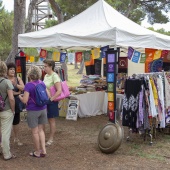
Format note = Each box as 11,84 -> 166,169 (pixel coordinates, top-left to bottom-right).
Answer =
18,0 -> 170,50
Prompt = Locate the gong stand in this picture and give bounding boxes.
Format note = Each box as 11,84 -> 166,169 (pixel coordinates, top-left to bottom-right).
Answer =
98,48 -> 124,154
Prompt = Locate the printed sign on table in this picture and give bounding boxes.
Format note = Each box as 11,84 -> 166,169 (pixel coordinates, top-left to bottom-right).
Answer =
66,100 -> 79,121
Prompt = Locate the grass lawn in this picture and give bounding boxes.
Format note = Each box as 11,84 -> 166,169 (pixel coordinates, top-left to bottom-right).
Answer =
67,64 -> 85,87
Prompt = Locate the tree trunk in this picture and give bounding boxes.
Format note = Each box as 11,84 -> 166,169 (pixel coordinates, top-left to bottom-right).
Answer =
49,0 -> 68,80
77,59 -> 84,74
61,62 -> 68,81
74,62 -> 79,69
25,0 -> 39,33
6,0 -> 26,63
125,2 -> 134,18
49,0 -> 64,23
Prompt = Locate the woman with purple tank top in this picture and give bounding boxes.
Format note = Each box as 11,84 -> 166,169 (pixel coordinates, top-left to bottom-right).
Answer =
19,65 -> 49,158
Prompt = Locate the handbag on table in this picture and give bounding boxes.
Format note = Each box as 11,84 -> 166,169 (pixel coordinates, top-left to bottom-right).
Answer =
50,81 -> 70,101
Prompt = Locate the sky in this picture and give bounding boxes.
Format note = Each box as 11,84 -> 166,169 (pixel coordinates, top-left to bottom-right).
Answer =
2,0 -> 170,32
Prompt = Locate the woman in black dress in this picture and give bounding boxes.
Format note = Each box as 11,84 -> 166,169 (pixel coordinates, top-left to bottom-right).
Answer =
7,63 -> 25,146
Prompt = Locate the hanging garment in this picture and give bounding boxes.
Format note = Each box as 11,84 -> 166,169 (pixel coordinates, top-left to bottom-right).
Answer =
122,79 -> 141,130
156,75 -> 165,128
150,78 -> 158,106
148,77 -> 157,117
164,72 -> 170,125
143,90 -> 151,130
137,85 -> 144,127
164,72 -> 170,109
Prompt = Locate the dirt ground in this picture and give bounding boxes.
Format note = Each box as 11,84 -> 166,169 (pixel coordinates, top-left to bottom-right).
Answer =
1,114 -> 170,170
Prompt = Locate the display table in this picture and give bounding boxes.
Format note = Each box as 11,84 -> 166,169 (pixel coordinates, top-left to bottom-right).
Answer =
70,91 -> 124,118
70,91 -> 106,118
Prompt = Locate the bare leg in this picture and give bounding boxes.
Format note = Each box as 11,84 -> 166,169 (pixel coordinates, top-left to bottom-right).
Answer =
38,124 -> 46,154
31,126 -> 40,156
48,118 -> 56,141
13,125 -> 23,145
0,129 -> 1,144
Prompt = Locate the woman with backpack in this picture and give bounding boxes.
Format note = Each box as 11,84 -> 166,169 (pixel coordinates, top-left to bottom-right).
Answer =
7,62 -> 25,146
0,61 -> 16,160
19,65 -> 48,157
43,59 -> 62,146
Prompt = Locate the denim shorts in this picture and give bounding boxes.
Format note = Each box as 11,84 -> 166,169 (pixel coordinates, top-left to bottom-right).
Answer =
47,100 -> 59,118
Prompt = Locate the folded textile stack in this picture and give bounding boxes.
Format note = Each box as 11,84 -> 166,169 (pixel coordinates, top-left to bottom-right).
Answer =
78,75 -> 107,92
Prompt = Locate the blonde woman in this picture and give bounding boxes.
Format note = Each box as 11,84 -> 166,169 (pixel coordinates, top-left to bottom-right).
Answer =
0,61 -> 16,160
43,59 -> 62,146
19,65 -> 48,157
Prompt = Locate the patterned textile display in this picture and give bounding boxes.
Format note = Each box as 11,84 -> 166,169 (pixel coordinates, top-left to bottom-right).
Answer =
47,51 -> 53,59
122,73 -> 167,132
127,47 -> 134,60
91,48 -> 100,59
83,51 -> 91,62
75,52 -> 83,62
163,50 -> 170,62
68,53 -> 75,63
30,56 -> 34,62
122,79 -> 141,131
40,49 -> 47,58
139,53 -> 146,63
153,50 -> 162,60
150,59 -> 163,72
131,50 -> 141,63
59,98 -> 69,117
52,51 -> 60,61
60,53 -> 66,63
100,45 -> 109,58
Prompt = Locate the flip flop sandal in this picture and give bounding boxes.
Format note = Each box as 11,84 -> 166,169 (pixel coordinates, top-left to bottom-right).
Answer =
39,150 -> 46,157
29,151 -> 40,158
46,140 -> 53,146
4,154 -> 17,161
40,153 -> 46,157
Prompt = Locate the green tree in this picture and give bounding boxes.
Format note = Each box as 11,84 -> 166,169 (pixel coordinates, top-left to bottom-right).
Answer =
0,1 -> 13,61
55,0 -> 169,25
148,27 -> 170,36
6,0 -> 26,63
45,19 -> 58,28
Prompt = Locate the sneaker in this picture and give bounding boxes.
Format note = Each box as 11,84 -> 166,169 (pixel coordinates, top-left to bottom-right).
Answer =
14,139 -> 23,146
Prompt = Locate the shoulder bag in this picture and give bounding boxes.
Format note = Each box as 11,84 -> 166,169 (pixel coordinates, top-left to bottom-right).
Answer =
50,81 -> 70,101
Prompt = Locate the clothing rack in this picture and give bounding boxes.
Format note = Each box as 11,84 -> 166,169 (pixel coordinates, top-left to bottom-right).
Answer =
132,71 -> 164,78
123,72 -> 166,145
26,63 -> 63,82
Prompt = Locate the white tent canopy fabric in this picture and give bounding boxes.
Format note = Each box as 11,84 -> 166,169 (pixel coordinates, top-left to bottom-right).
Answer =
18,0 -> 170,50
